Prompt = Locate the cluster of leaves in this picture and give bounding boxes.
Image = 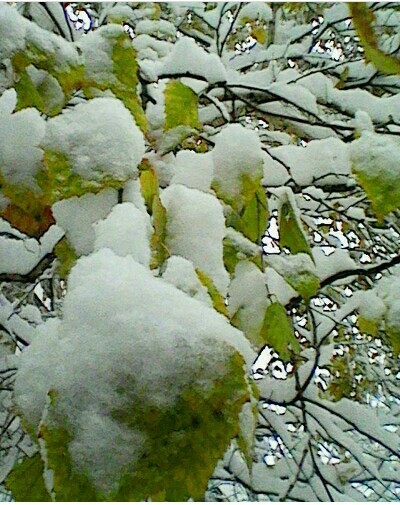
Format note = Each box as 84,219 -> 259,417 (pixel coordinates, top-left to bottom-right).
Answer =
0,2 -> 399,502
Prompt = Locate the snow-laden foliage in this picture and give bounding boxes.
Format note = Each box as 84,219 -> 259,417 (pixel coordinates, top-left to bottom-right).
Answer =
0,2 -> 399,502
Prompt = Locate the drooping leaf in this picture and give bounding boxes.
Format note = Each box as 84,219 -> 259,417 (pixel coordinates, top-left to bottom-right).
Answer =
195,268 -> 228,317
278,196 -> 311,256
349,3 -> 400,75
5,453 -> 52,502
237,385 -> 258,469
260,302 -> 300,360
385,324 -> 400,355
240,183 -> 268,244
352,169 -> 400,221
40,354 -> 250,502
223,229 -> 261,275
358,315 -> 379,337
287,271 -> 319,302
111,34 -> 147,132
150,195 -> 169,269
39,423 -> 99,501
54,238 -> 78,279
139,162 -> 159,214
164,80 -> 202,132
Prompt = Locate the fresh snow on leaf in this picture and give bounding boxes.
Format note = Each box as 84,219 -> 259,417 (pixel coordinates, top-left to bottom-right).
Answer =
160,37 -> 227,84
161,184 -> 229,295
52,189 -> 117,256
14,248 -> 253,498
350,132 -> 400,218
94,203 -> 152,266
0,88 -> 45,190
44,98 -> 145,184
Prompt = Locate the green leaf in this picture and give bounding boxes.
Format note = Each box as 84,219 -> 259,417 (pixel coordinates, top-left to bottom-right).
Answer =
358,315 -> 379,337
41,354 -> 250,502
164,80 -> 201,132
223,231 -> 261,275
111,34 -> 147,132
285,270 -> 320,302
150,195 -> 169,269
195,268 -> 228,317
279,196 -> 311,256
39,423 -> 99,501
240,184 -> 268,244
353,169 -> 400,221
385,324 -> 400,355
260,302 -> 300,360
237,384 -> 258,469
5,454 -> 52,502
54,238 -> 78,279
349,3 -> 400,75
38,150 -> 125,205
139,163 -> 159,214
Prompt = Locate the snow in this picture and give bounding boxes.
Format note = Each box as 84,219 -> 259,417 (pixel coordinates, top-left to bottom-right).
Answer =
26,66 -> 65,113
0,5 -> 26,59
171,150 -> 214,192
264,267 -> 297,306
136,19 -> 176,38
268,253 -> 317,280
266,138 -> 351,187
14,248 -> 253,492
268,83 -> 319,116
0,224 -> 64,276
350,132 -> 400,181
79,24 -> 124,85
238,2 -> 273,22
225,227 -> 260,258
161,184 -> 229,295
0,88 -> 46,190
212,124 -> 264,200
351,111 -> 374,134
133,34 -> 172,61
44,97 -> 145,183
162,255 -> 212,307
52,189 -> 117,256
160,37 -> 227,84
94,203 -> 152,266
299,72 -> 400,123
354,290 -> 386,321
0,4 -> 79,68
312,247 -> 357,282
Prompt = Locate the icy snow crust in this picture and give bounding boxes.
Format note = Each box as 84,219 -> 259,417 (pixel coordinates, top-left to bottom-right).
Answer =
44,97 -> 145,183
15,248 -> 253,492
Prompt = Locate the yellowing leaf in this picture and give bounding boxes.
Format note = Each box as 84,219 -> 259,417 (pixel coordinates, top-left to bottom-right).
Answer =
195,268 -> 228,317
358,315 -> 379,337
285,271 -> 320,302
54,238 -> 78,279
260,302 -> 300,360
353,169 -> 400,221
279,197 -> 311,256
139,163 -> 159,214
251,26 -> 267,44
150,195 -> 169,269
164,80 -> 201,132
240,184 -> 268,244
40,354 -> 250,502
5,454 -> 51,502
349,3 -> 400,75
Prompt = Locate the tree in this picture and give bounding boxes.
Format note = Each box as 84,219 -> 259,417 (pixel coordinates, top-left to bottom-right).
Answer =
0,1 -> 399,501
